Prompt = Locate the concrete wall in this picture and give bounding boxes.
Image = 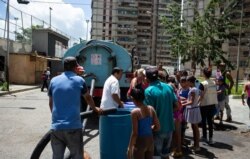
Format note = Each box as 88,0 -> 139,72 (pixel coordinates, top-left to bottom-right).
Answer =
0,38 -> 32,54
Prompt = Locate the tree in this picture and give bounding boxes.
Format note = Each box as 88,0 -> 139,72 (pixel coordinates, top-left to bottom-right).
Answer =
15,25 -> 43,43
161,0 -> 241,71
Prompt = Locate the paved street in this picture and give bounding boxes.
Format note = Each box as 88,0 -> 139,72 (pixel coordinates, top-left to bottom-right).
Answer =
0,89 -> 250,159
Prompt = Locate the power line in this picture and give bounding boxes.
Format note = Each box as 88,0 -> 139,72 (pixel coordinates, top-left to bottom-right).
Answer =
29,0 -> 91,6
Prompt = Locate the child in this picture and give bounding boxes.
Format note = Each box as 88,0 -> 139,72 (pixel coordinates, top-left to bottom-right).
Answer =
127,88 -> 160,159
216,76 -> 227,124
182,75 -> 202,152
168,76 -> 183,158
178,76 -> 190,146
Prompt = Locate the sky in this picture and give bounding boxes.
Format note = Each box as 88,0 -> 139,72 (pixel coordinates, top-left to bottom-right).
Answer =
0,0 -> 92,46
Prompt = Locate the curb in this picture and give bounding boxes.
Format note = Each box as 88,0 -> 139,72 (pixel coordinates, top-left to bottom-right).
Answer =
231,95 -> 242,99
0,86 -> 40,96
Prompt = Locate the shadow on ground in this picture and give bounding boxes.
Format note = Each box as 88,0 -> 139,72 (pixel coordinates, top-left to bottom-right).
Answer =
214,123 -> 238,131
180,136 -> 233,159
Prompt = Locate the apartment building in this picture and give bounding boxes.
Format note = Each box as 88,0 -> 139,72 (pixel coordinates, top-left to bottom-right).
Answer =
91,0 -> 178,67
182,0 -> 250,78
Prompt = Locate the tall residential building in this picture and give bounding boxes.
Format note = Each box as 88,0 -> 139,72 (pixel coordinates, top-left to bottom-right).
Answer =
183,0 -> 250,79
91,0 -> 178,67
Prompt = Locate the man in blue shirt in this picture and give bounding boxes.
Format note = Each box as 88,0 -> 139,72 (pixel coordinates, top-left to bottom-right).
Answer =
48,56 -> 101,159
144,67 -> 177,159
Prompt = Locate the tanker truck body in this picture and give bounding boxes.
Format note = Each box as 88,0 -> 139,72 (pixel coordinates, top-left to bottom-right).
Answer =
64,40 -> 133,102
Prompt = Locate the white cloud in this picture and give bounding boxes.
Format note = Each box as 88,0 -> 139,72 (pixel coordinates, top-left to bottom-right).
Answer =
5,0 -> 91,46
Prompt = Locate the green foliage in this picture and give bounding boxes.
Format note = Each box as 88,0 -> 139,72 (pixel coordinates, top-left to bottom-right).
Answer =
231,84 -> 243,95
16,25 -> 43,43
161,0 -> 241,70
1,82 -> 8,91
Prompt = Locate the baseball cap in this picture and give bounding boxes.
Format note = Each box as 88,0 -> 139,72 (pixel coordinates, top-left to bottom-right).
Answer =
145,67 -> 158,81
76,66 -> 85,72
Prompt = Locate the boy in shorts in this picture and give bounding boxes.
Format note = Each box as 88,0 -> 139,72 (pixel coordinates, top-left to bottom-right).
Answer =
217,76 -> 227,124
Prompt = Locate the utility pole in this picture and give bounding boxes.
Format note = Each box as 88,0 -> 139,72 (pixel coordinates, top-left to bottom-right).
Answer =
86,20 -> 89,40
178,0 -> 184,71
14,17 -> 18,41
236,0 -> 244,93
49,7 -> 53,28
6,0 -> 10,91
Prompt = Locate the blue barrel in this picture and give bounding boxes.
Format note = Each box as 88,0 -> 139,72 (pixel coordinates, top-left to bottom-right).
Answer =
99,109 -> 132,159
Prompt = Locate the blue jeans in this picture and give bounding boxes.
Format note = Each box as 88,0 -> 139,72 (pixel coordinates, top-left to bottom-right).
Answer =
154,132 -> 173,158
51,129 -> 83,159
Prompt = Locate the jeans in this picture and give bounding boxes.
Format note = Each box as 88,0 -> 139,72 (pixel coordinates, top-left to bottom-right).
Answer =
51,129 -> 83,159
200,105 -> 215,139
154,132 -> 173,158
225,95 -> 232,118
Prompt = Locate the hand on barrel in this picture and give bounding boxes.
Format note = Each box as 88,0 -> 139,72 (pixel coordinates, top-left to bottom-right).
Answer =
94,107 -> 103,115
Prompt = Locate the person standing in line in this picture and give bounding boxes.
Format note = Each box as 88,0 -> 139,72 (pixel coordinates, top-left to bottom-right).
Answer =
218,62 -> 234,122
167,76 -> 183,158
144,67 -> 177,159
181,76 -> 202,152
127,68 -> 148,98
127,88 -> 160,159
100,67 -> 124,109
200,67 -> 218,145
48,56 -> 102,159
242,74 -> 250,119
178,77 -> 190,146
216,76 -> 227,124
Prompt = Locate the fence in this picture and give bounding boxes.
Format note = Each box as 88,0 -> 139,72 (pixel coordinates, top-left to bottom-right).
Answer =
0,0 -> 79,46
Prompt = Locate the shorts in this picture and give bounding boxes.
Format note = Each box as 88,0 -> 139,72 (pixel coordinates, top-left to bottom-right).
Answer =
154,132 -> 173,158
218,100 -> 225,111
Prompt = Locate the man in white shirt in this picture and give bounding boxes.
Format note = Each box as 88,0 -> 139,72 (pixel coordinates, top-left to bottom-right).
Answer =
46,67 -> 51,79
100,67 -> 124,109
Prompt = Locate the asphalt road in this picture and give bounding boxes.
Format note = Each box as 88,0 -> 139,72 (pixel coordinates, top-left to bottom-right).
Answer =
1,89 -> 250,159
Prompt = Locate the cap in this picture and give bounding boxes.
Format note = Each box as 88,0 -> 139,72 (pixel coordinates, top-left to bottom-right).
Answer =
145,67 -> 158,81
76,66 -> 85,72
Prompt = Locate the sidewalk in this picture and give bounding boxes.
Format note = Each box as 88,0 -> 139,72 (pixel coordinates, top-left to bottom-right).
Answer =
0,84 -> 40,96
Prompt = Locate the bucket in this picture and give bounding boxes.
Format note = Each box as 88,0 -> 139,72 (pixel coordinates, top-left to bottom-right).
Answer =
99,109 -> 132,159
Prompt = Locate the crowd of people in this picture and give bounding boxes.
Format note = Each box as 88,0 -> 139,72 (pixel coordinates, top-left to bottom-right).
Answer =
47,56 -> 250,159
125,62 -> 237,159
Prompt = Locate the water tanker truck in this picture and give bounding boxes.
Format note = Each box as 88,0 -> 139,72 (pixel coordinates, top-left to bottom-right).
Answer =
64,40 -> 134,102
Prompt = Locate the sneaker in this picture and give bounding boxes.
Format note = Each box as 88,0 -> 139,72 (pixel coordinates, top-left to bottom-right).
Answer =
225,117 -> 232,122
209,138 -> 214,145
214,116 -> 220,120
172,151 -> 183,158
